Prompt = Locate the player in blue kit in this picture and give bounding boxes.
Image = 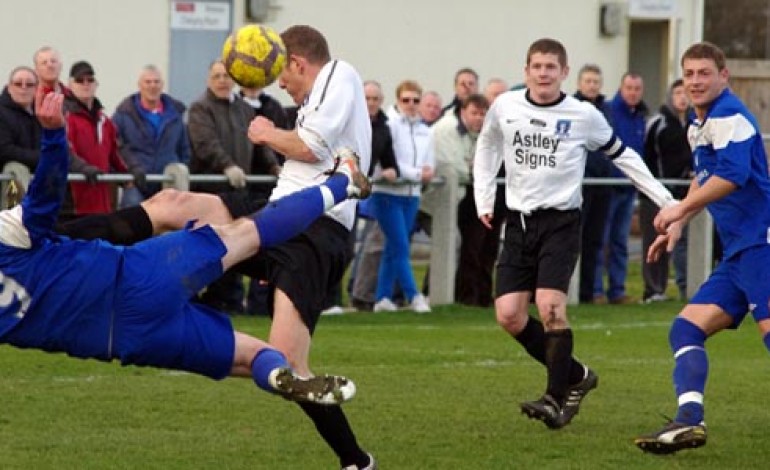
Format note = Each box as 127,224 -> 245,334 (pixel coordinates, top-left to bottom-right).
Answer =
0,88 -> 370,407
635,42 -> 770,454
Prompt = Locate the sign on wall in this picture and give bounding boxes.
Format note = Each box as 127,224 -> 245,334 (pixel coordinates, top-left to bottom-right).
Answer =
170,1 -> 231,31
628,0 -> 679,18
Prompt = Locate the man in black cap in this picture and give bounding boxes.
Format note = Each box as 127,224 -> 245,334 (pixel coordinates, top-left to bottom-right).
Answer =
65,60 -> 143,216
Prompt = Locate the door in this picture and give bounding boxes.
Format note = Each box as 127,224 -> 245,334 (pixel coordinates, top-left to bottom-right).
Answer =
628,20 -> 670,110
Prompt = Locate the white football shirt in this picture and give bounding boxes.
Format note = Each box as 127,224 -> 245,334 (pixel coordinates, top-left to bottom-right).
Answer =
473,89 -> 674,216
270,59 -> 372,230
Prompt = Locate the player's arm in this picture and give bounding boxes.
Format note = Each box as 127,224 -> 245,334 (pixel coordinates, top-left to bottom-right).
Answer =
473,103 -> 504,228
21,90 -> 68,243
587,107 -> 676,208
248,118 -> 317,163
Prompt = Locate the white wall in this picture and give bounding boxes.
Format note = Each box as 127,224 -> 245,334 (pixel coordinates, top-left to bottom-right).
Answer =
0,0 -> 702,113
0,0 -> 168,113
238,0 -> 703,108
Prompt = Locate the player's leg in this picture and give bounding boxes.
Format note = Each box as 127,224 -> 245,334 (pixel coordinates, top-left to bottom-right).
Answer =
270,289 -> 373,470
634,304 -> 728,454
142,189 -> 235,232
635,259 -> 745,454
213,172 -> 352,270
231,330 -> 355,405
55,204 -> 155,245
529,218 -> 594,426
55,190 -> 232,245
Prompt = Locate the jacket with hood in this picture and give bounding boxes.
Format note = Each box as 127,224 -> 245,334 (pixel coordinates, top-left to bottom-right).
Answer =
65,95 -> 129,215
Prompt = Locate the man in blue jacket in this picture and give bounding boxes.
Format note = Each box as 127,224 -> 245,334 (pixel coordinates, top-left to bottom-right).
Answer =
596,72 -> 648,304
113,65 -> 191,206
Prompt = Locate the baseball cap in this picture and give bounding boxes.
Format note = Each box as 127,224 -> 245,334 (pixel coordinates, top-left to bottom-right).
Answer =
69,61 -> 95,79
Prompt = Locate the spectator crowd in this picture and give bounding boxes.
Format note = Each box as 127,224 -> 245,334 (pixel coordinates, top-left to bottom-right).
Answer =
0,45 -> 694,315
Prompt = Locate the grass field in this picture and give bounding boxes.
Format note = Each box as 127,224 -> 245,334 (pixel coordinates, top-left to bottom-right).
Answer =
0,299 -> 768,469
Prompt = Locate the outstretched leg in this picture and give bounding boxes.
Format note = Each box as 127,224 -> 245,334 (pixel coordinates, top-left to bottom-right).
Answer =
635,305 -> 731,454
230,331 -> 355,405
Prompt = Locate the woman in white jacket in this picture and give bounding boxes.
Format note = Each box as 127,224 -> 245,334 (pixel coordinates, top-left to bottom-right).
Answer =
371,80 -> 435,313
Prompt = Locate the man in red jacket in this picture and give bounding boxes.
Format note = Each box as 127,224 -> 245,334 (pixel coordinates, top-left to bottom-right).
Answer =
65,61 -> 144,215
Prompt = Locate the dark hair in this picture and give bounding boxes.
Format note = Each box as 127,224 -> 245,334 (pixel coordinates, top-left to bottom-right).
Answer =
681,41 -> 726,71
670,78 -> 684,90
578,63 -> 602,78
453,67 -> 478,84
7,66 -> 37,84
280,25 -> 331,65
621,71 -> 643,83
526,38 -> 567,67
461,93 -> 489,111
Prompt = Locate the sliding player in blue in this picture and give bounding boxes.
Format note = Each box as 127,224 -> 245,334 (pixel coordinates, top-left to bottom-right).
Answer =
0,88 -> 370,406
635,42 -> 770,454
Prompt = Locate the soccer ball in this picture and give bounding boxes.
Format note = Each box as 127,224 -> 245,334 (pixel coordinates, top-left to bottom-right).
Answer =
222,24 -> 286,89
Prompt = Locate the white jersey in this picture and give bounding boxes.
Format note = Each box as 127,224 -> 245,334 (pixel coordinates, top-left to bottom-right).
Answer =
473,89 -> 674,216
270,59 -> 372,229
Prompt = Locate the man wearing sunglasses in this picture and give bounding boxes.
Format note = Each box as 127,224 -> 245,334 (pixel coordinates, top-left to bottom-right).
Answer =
65,61 -> 141,216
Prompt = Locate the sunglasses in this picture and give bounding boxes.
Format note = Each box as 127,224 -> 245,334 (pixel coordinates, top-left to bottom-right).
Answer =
12,81 -> 36,89
400,97 -> 420,104
74,76 -> 96,84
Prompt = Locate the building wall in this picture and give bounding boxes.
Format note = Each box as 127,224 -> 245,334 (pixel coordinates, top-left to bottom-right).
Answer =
0,0 -> 702,113
0,0 -> 168,113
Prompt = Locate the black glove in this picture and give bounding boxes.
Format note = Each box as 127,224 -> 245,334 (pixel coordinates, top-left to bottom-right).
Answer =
130,166 -> 147,190
82,165 -> 102,184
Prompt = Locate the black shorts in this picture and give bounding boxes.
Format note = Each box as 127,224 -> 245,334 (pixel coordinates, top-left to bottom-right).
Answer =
232,216 -> 351,335
219,190 -> 267,218
219,192 -> 352,334
495,209 -> 580,297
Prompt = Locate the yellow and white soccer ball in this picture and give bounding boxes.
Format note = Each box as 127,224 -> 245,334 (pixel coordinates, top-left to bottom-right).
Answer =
222,24 -> 286,89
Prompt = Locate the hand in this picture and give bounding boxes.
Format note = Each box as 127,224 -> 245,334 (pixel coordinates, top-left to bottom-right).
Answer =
224,165 -> 247,188
421,166 -> 435,184
653,202 -> 685,234
380,168 -> 397,182
130,167 -> 147,190
34,86 -> 65,129
479,213 -> 493,229
647,221 -> 683,263
82,165 -> 102,184
247,116 -> 275,144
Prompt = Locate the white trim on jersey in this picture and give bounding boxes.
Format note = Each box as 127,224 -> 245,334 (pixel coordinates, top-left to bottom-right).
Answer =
0,206 -> 31,249
692,113 -> 756,151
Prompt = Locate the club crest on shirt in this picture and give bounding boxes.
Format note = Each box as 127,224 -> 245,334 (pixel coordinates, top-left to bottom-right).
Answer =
0,271 -> 30,319
555,119 -> 571,137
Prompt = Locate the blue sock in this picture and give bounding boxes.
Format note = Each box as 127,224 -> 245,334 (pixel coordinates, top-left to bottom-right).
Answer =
251,348 -> 289,394
669,317 -> 708,424
252,174 -> 349,248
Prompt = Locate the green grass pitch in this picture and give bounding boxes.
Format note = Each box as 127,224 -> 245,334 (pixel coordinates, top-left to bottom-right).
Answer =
0,300 -> 768,469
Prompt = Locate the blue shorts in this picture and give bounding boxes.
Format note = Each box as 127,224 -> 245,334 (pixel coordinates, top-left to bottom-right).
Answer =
690,244 -> 770,328
113,226 -> 235,379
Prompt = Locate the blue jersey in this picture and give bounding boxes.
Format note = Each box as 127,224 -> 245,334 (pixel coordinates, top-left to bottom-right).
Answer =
0,128 -> 234,378
689,89 -> 770,259
0,129 -> 122,355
